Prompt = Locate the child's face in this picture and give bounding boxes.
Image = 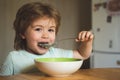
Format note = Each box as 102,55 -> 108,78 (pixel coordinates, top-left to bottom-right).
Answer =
22,16 -> 56,54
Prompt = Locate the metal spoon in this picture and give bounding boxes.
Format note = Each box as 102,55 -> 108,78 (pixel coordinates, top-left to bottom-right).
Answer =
38,37 -> 76,49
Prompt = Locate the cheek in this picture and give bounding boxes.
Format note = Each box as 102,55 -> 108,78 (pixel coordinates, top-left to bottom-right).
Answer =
50,35 -> 56,43
25,34 -> 40,44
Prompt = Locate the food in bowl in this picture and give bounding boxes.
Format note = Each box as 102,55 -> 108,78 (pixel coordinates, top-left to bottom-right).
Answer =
34,58 -> 83,77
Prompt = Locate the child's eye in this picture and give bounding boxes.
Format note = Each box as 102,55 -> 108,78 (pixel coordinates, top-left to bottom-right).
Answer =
35,28 -> 42,31
48,29 -> 55,32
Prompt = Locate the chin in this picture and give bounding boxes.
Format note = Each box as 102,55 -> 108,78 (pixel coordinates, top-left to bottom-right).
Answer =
27,48 -> 48,55
37,49 -> 48,55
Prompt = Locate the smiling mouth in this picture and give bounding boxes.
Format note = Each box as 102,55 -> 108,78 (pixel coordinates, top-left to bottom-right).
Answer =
38,42 -> 54,49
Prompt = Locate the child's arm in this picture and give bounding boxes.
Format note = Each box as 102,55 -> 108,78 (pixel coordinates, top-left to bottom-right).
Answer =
73,31 -> 94,59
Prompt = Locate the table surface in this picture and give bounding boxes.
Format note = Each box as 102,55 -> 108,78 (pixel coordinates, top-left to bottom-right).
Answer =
0,68 -> 120,80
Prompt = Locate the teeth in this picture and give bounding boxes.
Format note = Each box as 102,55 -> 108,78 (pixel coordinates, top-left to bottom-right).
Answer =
39,44 -> 49,48
38,42 -> 52,49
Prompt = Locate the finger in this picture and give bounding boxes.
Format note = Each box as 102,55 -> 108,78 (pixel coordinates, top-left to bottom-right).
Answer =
76,31 -> 88,41
80,31 -> 93,41
76,31 -> 94,42
89,34 -> 94,40
75,32 -> 82,41
85,32 -> 92,40
81,31 -> 88,41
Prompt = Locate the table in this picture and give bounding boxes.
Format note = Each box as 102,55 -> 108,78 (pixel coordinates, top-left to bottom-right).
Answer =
0,68 -> 120,80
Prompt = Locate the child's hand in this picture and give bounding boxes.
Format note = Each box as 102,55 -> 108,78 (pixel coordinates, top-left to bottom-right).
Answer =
74,31 -> 94,59
75,31 -> 94,42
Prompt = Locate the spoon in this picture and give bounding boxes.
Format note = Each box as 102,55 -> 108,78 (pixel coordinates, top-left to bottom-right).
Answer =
38,37 -> 76,49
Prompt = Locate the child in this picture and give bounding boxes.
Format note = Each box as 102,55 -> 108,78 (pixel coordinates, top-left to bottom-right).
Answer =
0,2 -> 94,76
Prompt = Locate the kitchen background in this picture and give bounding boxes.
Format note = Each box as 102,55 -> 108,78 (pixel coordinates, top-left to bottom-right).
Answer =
0,0 -> 120,68
91,0 -> 120,68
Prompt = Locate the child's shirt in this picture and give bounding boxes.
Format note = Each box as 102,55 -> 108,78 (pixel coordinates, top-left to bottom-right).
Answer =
0,47 -> 73,76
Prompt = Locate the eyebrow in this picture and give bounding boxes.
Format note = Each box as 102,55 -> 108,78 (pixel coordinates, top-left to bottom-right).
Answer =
30,25 -> 42,28
49,26 -> 56,28
31,25 -> 56,28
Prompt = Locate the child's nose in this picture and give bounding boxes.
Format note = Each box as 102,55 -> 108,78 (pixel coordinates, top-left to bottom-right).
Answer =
42,32 -> 49,39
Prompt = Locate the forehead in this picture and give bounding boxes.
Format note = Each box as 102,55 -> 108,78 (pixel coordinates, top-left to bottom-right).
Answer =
31,16 -> 56,27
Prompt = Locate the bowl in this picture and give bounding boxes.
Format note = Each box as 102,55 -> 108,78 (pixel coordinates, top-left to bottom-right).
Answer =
34,58 -> 83,77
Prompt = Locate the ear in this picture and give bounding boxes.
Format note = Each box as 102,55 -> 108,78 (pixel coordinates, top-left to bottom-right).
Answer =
20,34 -> 26,39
